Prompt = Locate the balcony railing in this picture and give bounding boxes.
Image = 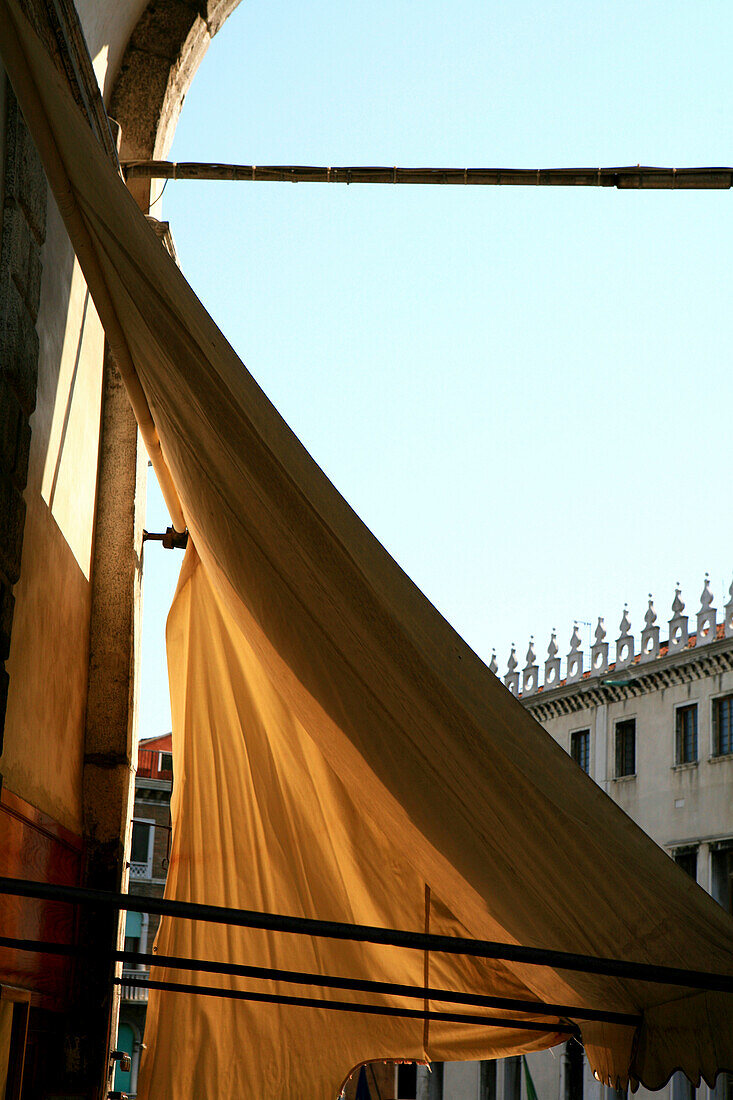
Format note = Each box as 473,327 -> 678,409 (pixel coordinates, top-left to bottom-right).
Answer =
129,860 -> 152,880
120,968 -> 149,1002
137,749 -> 172,781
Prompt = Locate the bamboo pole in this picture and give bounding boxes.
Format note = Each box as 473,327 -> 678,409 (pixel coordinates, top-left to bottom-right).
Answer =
122,161 -> 733,190
0,7 -> 186,532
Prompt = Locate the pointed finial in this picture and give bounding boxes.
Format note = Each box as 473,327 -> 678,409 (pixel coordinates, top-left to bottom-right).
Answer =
729,576 -> 733,600
644,596 -> 657,629
569,622 -> 581,653
489,650 -> 498,675
594,616 -> 606,644
547,630 -> 558,659
526,637 -> 536,665
619,604 -> 631,637
700,573 -> 714,610
672,584 -> 684,615
507,645 -> 517,673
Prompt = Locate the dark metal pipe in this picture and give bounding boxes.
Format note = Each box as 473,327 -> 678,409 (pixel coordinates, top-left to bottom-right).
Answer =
0,934 -> 640,1028
114,976 -> 577,1034
1,877 -> 731,994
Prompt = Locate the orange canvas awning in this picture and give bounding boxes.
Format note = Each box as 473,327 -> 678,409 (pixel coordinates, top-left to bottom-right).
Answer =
1,3 -> 732,1096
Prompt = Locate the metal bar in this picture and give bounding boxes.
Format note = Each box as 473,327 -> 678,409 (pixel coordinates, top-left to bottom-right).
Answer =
121,161 -> 733,190
114,976 -> 577,1034
0,934 -> 640,1027
2,877 -> 731,993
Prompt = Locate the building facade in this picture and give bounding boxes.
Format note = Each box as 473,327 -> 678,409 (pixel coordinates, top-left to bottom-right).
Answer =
421,577 -> 733,1100
114,734 -> 173,1098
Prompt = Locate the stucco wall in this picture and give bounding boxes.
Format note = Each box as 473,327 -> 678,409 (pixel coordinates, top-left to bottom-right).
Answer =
0,0 -> 242,834
539,666 -> 733,859
2,196 -> 105,832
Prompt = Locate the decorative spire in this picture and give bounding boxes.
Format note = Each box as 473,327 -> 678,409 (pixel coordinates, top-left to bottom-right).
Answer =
696,573 -> 717,646
569,623 -> 582,653
489,650 -> 498,675
641,593 -> 660,662
616,604 -> 635,668
504,644 -> 520,695
591,615 -> 609,677
672,584 -> 684,615
544,629 -> 561,689
522,636 -> 539,696
567,623 -> 583,683
619,605 -> 631,637
669,582 -> 689,654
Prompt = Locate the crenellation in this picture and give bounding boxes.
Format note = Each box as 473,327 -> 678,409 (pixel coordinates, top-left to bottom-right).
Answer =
696,573 -> 717,646
544,630 -> 561,689
566,622 -> 583,683
590,617 -> 609,677
640,596 -> 660,663
492,576 -> 733,703
669,584 -> 689,653
616,605 -> 634,668
503,644 -> 519,695
521,637 -> 539,696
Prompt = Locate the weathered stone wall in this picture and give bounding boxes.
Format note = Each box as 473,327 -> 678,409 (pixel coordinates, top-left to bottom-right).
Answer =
0,75 -> 46,754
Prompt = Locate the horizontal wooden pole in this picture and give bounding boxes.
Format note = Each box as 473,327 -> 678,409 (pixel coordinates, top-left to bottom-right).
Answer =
122,161 -> 733,190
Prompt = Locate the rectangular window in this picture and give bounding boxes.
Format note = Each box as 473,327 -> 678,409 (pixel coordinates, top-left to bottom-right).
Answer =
504,1057 -> 521,1100
131,821 -> 152,863
570,730 -> 590,774
480,1061 -> 497,1100
427,1062 -> 444,1100
714,1072 -> 733,1100
711,846 -> 733,915
713,695 -> 733,756
615,719 -> 636,778
565,1038 -> 584,1100
674,848 -> 697,881
672,1072 -> 693,1100
676,704 -> 698,764
396,1063 -> 417,1099
130,820 -> 154,879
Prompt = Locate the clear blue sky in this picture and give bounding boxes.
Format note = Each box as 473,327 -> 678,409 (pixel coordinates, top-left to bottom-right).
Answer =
139,0 -> 733,738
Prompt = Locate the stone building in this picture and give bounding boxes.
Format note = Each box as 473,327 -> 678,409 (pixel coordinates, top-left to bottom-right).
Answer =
420,577 -> 733,1100
114,733 -> 173,1097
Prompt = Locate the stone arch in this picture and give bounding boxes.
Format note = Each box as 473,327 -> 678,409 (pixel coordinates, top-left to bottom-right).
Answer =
109,0 -> 242,165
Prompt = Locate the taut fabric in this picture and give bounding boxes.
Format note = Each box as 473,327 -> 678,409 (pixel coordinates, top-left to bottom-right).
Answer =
2,3 -> 732,1096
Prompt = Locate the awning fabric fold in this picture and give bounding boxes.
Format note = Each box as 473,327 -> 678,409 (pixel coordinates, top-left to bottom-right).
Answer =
2,3 -> 732,1097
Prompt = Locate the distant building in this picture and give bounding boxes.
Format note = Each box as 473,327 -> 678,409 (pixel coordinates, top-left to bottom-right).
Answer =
427,576 -> 733,1100
114,734 -> 173,1098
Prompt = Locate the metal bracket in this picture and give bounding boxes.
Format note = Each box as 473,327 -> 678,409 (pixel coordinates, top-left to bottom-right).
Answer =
142,526 -> 189,550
